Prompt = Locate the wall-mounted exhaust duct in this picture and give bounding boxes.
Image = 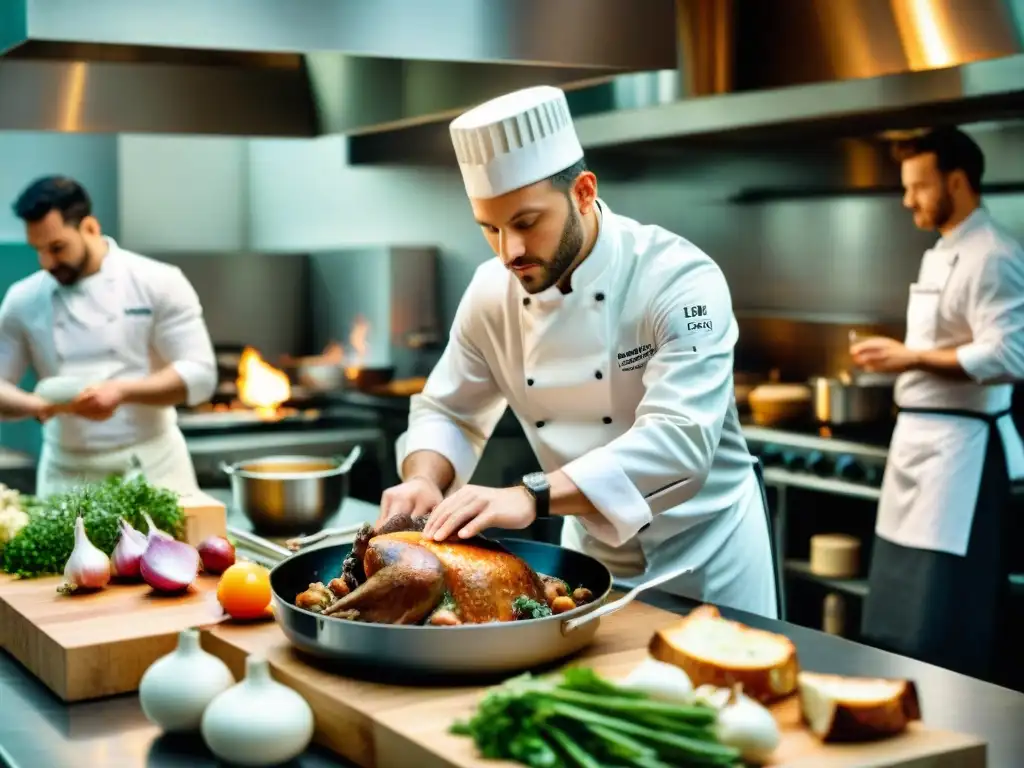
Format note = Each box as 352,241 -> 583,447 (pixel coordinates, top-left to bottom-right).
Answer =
349,0 -> 1024,165
0,0 -> 678,137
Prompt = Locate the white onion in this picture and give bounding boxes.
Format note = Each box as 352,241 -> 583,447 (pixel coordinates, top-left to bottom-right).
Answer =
619,657 -> 695,703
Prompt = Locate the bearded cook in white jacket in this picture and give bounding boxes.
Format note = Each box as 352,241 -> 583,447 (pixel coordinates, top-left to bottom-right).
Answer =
377,86 -> 778,618
0,176 -> 216,497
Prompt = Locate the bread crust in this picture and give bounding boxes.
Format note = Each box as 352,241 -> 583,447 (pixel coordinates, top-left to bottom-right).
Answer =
648,605 -> 799,703
797,671 -> 922,742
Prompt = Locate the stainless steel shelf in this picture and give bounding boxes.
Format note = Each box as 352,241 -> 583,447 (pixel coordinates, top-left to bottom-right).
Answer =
742,425 -> 890,461
784,559 -> 870,598
762,467 -> 882,501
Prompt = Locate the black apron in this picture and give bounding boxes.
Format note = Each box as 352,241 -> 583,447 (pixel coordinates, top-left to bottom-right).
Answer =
861,407 -> 1015,682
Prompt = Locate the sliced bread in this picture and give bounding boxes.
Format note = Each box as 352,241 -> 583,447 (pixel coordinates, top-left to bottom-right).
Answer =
798,671 -> 922,742
648,604 -> 799,703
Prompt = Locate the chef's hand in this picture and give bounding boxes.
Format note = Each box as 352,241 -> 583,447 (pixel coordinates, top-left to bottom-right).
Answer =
850,337 -> 919,374
376,475 -> 443,528
69,381 -> 125,421
422,485 -> 536,542
30,396 -> 56,423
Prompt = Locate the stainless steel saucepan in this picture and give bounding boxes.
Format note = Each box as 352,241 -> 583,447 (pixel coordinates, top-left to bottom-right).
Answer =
810,371 -> 896,425
258,534 -> 691,677
220,446 -> 362,535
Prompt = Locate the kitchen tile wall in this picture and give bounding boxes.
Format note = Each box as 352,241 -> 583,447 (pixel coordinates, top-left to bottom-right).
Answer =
152,251 -> 310,361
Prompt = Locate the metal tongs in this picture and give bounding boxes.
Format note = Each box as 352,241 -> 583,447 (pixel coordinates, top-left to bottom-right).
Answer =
284,523 -> 366,551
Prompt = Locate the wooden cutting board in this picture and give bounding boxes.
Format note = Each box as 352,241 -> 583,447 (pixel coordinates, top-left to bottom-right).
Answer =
201,601 -> 986,768
0,493 -> 229,702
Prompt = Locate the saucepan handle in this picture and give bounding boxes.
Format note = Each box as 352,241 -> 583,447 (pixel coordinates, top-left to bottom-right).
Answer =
560,565 -> 694,635
335,445 -> 363,474
227,526 -> 293,563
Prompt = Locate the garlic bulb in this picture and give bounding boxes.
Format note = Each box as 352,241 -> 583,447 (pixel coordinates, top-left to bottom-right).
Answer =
709,684 -> 780,764
58,516 -> 111,594
619,657 -> 694,703
201,655 -> 314,766
140,628 -> 235,732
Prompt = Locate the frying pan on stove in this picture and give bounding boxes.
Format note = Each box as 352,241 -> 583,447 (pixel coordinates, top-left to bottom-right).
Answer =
269,538 -> 689,678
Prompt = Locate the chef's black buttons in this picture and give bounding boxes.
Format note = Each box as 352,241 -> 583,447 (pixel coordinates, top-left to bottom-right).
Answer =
535,420 -> 545,428
594,292 -> 605,302
639,522 -> 651,533
594,370 -> 603,380
602,416 -> 613,424
523,297 -> 531,306
527,378 -> 534,386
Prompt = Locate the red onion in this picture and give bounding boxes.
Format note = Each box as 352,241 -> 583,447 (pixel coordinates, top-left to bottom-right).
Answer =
111,517 -> 148,579
197,536 -> 236,574
141,511 -> 174,541
140,535 -> 201,593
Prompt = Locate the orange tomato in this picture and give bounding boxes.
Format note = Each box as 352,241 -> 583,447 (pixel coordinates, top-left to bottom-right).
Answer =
216,561 -> 272,619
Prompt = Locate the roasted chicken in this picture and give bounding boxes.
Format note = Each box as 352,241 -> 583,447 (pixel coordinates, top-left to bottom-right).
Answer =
294,511 -> 594,625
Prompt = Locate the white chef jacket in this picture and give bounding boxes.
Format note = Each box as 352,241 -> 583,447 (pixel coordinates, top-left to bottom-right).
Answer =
0,237 -> 217,455
396,200 -> 768,605
878,207 -> 1024,555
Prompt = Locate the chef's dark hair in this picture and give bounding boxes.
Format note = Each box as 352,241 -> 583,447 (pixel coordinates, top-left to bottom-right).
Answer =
891,127 -> 984,194
548,157 -> 589,196
12,176 -> 93,226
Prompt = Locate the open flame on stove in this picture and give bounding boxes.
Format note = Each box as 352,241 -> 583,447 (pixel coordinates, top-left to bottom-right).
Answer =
344,316 -> 369,380
304,315 -> 371,380
237,347 -> 291,417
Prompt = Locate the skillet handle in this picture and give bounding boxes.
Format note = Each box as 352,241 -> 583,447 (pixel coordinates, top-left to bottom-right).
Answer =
560,566 -> 694,635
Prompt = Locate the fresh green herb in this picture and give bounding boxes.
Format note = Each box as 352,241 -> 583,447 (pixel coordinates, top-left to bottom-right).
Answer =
440,589 -> 457,611
451,669 -> 741,768
513,595 -> 552,619
2,476 -> 184,578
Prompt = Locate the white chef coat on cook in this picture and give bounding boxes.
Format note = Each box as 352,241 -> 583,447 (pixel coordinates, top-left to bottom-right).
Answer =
878,207 -> 1024,555
0,237 -> 216,493
396,200 -> 773,612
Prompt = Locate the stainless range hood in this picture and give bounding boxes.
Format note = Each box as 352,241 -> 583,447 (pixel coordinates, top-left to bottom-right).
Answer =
0,0 -> 678,136
348,0 -> 1024,164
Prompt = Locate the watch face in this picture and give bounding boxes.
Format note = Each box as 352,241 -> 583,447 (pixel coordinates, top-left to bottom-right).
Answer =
523,472 -> 548,492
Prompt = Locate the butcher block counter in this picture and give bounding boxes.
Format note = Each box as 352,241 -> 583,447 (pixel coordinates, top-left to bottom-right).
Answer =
1,584 -> 1023,767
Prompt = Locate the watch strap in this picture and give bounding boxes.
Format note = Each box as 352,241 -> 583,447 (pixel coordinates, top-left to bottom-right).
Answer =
521,472 -> 550,518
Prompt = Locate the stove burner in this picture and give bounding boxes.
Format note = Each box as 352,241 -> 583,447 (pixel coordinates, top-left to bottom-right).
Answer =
741,418 -> 893,491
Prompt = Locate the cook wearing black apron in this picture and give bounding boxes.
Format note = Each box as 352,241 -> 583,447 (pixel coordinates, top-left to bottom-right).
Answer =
857,208 -> 1024,682
863,407 -> 1014,681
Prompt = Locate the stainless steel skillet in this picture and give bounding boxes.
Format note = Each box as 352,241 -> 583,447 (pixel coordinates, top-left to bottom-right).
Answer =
265,536 -> 690,677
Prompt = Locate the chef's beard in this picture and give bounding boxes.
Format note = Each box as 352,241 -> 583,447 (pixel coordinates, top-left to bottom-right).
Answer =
913,187 -> 955,231
511,204 -> 585,294
49,234 -> 91,287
